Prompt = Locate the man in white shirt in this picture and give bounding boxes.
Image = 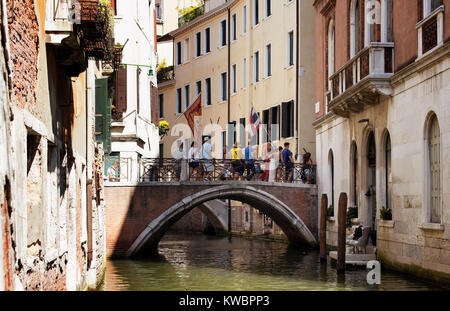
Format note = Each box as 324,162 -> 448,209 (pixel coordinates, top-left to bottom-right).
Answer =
202,137 -> 214,181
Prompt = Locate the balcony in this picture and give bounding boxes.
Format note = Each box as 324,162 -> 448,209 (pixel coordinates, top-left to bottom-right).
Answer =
327,43 -> 394,118
45,0 -> 74,43
75,0 -> 115,62
157,66 -> 175,88
417,5 -> 445,59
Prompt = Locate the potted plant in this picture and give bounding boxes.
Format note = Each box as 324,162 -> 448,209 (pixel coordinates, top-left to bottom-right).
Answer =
380,206 -> 392,221
346,206 -> 358,228
159,120 -> 170,137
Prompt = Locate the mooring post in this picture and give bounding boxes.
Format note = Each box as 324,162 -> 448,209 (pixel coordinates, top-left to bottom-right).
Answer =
320,194 -> 328,262
337,192 -> 348,273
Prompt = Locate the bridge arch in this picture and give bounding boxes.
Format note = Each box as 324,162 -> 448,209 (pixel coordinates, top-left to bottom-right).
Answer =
127,184 -> 317,257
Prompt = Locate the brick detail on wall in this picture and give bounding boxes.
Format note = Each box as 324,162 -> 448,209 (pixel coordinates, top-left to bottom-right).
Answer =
6,0 -> 39,110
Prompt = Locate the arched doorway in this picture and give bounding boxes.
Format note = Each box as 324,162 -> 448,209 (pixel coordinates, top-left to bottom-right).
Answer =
366,132 -> 377,245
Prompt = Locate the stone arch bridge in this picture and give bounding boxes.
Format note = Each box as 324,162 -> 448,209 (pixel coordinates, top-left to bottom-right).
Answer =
105,181 -> 318,258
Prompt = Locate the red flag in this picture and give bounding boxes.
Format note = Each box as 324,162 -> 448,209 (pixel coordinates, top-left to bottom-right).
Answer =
184,94 -> 202,135
250,106 -> 261,137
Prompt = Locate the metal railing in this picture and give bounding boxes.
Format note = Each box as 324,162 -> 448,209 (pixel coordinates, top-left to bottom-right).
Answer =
104,156 -> 132,182
139,158 -> 316,184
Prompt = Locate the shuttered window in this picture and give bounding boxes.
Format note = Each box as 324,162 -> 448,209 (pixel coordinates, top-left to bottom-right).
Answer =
115,66 -> 127,121
95,78 -> 111,154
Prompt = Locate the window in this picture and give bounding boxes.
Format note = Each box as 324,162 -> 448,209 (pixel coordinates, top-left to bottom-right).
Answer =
350,0 -> 363,57
176,41 -> 182,65
195,32 -> 201,57
253,0 -> 259,26
220,19 -> 227,47
196,80 -> 202,96
287,31 -> 294,67
239,118 -> 246,147
176,88 -> 182,113
281,100 -> 294,138
329,149 -> 335,212
351,142 -> 358,207
328,20 -> 335,78
243,6 -> 247,33
265,44 -> 271,77
270,105 -> 280,141
254,51 -> 259,83
385,133 -> 392,212
156,4 -> 161,19
205,27 -> 211,53
423,0 -> 442,18
232,64 -> 237,94
136,67 -> 141,114
428,113 -> 441,223
221,72 -> 227,101
232,13 -> 237,41
205,78 -> 211,106
243,58 -> 247,88
159,94 -> 164,118
265,0 -> 271,18
184,85 -> 190,110
184,38 -> 189,62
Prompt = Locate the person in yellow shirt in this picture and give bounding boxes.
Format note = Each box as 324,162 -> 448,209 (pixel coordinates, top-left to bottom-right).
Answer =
230,142 -> 244,180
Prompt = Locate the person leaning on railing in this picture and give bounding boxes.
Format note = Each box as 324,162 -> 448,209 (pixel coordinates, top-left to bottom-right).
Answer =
244,142 -> 256,181
107,161 -> 120,182
301,151 -> 314,184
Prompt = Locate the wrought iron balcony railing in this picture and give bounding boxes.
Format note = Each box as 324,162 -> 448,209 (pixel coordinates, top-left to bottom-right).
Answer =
137,158 -> 316,185
327,43 -> 394,117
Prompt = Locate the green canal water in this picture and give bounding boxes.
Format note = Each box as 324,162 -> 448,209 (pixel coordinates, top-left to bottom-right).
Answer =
102,232 -> 448,291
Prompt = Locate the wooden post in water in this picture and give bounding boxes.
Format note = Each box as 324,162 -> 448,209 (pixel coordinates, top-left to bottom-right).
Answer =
320,194 -> 328,262
337,192 -> 348,273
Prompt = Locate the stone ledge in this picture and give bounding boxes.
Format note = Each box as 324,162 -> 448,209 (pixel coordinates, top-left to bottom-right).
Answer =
379,220 -> 395,228
419,223 -> 445,231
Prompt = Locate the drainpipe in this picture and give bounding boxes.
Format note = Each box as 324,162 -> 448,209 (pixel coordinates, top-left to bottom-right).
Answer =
227,7 -> 231,233
295,0 -> 300,158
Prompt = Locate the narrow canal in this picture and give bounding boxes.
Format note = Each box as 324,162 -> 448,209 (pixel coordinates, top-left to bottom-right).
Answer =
102,232 -> 448,291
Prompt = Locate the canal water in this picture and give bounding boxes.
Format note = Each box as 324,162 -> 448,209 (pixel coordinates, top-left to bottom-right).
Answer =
102,232 -> 448,291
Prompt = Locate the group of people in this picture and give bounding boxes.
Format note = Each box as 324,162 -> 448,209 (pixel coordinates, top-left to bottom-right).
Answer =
172,138 -> 314,184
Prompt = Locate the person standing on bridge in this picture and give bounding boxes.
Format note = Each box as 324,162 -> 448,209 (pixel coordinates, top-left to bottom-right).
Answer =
282,142 -> 295,183
202,137 -> 214,181
188,141 -> 201,181
244,142 -> 256,181
172,142 -> 185,182
230,142 -> 244,181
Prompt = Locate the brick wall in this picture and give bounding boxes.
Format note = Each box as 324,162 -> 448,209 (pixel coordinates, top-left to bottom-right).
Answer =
104,184 -> 317,257
6,0 -> 39,111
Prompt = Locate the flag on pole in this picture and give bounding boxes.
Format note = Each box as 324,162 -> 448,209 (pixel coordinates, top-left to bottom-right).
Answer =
250,106 -> 261,137
184,94 -> 202,136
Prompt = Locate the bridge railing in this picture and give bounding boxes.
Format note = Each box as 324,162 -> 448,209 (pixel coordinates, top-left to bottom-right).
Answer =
139,158 -> 316,184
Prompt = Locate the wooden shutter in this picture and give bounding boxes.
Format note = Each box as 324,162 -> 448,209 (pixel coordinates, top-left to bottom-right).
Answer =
282,102 -> 289,138
95,78 -> 111,154
115,66 -> 127,116
151,82 -> 159,124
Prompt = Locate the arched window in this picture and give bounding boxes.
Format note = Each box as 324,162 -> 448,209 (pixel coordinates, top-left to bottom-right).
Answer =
385,133 -> 392,211
328,149 -> 335,212
428,114 -> 441,223
328,19 -> 335,79
351,141 -> 358,207
350,0 -> 362,57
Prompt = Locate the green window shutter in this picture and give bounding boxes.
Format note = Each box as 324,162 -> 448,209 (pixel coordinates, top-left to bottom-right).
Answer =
95,78 -> 111,154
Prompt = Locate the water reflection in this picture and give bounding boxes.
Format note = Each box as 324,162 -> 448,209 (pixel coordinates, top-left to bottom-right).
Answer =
103,232 -> 447,291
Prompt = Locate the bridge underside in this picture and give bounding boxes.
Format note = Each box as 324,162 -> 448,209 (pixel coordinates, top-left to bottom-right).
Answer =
104,182 -> 318,258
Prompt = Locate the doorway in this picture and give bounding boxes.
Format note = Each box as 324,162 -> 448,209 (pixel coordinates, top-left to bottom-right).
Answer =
366,132 -> 377,246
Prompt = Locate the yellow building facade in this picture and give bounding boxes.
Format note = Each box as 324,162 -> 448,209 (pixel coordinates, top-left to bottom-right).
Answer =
158,0 -> 315,161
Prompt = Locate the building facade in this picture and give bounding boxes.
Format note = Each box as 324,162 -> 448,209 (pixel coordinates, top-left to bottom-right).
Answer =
158,0 -> 316,162
109,0 -> 160,183
1,0 -> 111,290
313,0 -> 450,282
